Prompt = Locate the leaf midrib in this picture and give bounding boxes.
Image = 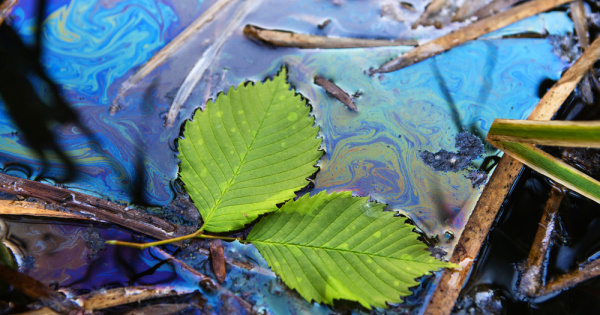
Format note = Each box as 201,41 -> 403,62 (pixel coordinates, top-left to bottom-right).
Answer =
204,80 -> 283,223
250,239 -> 437,264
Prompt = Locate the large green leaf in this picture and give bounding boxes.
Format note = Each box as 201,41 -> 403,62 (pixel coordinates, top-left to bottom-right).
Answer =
178,68 -> 322,232
247,191 -> 455,309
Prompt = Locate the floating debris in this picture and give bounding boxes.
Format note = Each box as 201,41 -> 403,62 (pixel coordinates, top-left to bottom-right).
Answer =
420,132 -> 483,172
314,75 -> 358,111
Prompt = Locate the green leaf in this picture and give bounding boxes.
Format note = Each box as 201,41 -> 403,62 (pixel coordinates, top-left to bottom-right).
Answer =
247,191 -> 455,309
178,68 -> 322,232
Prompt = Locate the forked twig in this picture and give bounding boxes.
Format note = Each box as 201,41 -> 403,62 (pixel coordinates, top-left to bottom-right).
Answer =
423,27 -> 600,315
372,0 -> 574,74
244,25 -> 417,48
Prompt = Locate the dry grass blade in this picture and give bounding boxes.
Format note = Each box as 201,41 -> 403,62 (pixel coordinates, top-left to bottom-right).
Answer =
244,25 -> 417,48
110,0 -> 237,114
424,18 -> 599,315
571,0 -> 589,49
373,0 -> 574,74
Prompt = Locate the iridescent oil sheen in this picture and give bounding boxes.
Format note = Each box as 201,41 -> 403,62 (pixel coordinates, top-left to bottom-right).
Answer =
2,0 -> 568,312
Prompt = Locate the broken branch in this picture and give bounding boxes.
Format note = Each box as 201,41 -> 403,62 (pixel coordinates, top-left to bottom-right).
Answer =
373,0 -> 575,74
313,75 -> 358,111
244,25 -> 417,48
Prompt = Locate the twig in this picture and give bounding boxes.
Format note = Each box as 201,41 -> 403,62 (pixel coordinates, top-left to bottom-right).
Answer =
0,173 -> 183,241
243,25 -> 418,48
313,75 -> 358,111
0,199 -> 91,220
209,239 -> 227,283
109,0 -> 237,114
151,247 -> 255,314
472,0 -> 521,20
540,257 -> 600,296
0,264 -> 82,314
518,186 -> 564,296
423,19 -> 597,315
372,0 -> 575,74
529,35 -> 600,120
0,0 -> 17,26
570,0 -> 589,50
412,0 -> 449,29
452,0 -> 489,22
78,286 -> 191,311
166,0 -> 260,127
122,303 -> 197,315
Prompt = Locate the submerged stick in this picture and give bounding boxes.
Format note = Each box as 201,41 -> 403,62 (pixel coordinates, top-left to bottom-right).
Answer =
166,0 -> 259,127
109,0 -> 237,114
373,0 -> 574,74
518,186 -> 563,296
314,75 -> 358,111
244,25 -> 417,48
472,0 -> 521,20
423,18 -> 597,315
541,258 -> 600,296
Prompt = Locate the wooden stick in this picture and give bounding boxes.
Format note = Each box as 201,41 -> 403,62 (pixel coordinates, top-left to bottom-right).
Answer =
244,25 -> 418,48
540,258 -> 600,296
0,199 -> 92,220
423,20 -> 599,315
518,186 -> 563,296
570,0 -> 589,50
472,0 -> 521,20
81,286 -> 188,310
314,75 -> 358,111
0,173 -> 183,241
452,0 -> 489,22
0,0 -> 17,26
110,0 -> 237,115
373,0 -> 575,74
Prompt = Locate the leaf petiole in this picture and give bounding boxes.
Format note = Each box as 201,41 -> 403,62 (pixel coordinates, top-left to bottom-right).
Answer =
106,226 -> 205,249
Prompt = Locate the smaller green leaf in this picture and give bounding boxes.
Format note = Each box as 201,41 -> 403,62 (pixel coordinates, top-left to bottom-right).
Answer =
247,191 -> 456,309
487,119 -> 600,148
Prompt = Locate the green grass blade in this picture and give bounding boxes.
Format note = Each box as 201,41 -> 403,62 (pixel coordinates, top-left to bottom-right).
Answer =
178,68 -> 322,232
488,119 -> 600,147
493,141 -> 600,204
247,191 -> 456,309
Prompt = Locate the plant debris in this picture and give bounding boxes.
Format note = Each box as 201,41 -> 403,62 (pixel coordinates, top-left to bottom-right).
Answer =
314,75 -> 358,111
420,132 -> 483,172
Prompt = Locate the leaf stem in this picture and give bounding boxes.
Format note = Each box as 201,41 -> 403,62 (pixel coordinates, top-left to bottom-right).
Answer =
196,234 -> 242,242
106,226 -> 205,249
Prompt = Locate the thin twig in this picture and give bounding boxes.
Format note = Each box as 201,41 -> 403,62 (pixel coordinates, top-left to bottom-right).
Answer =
314,75 -> 358,111
0,173 -> 183,241
540,257 -> 600,296
518,186 -> 564,296
0,264 -> 82,314
0,199 -> 92,220
452,0 -> 489,22
151,247 -> 255,314
412,0 -> 449,29
244,25 -> 418,48
373,0 -> 575,74
423,21 -> 598,315
166,0 -> 260,127
570,0 -> 589,50
79,286 -> 191,311
472,0 -> 521,20
109,0 -> 238,114
0,0 -> 17,26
